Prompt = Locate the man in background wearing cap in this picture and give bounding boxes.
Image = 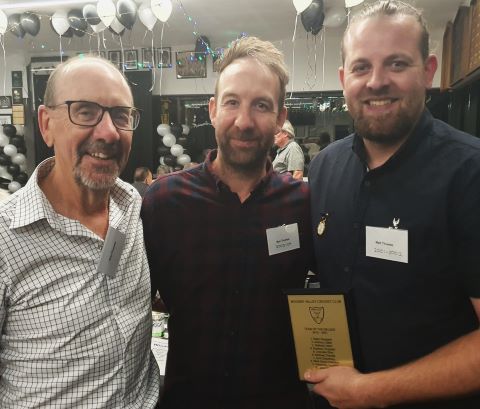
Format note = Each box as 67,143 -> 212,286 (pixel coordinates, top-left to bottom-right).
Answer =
272,119 -> 305,180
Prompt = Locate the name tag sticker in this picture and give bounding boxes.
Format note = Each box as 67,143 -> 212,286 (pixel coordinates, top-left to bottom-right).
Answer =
97,226 -> 126,278
365,226 -> 408,263
266,223 -> 300,256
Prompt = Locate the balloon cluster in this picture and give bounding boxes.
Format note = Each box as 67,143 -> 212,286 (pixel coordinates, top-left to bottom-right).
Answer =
3,0 -> 174,39
156,123 -> 191,168
0,125 -> 28,193
295,0 -> 347,36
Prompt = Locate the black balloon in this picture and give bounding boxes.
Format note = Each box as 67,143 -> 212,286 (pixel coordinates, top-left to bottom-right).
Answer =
7,164 -> 20,177
83,4 -> 101,26
16,146 -> 27,154
157,145 -> 170,156
8,14 -> 25,39
170,124 -> 183,138
301,0 -> 325,36
3,124 -> 16,137
177,136 -> 188,146
15,172 -> 29,185
0,153 -> 10,166
117,0 -> 137,30
68,9 -> 87,37
10,136 -> 25,148
20,12 -> 40,36
163,155 -> 176,167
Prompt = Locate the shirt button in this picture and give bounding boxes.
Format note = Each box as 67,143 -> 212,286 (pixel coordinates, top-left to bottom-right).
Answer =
224,371 -> 229,377
233,289 -> 240,295
229,330 -> 236,337
364,180 -> 371,187
353,222 -> 360,229
343,266 -> 350,273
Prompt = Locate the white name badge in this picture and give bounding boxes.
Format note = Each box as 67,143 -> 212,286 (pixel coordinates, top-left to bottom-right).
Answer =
266,223 -> 300,256
365,226 -> 408,263
97,226 -> 126,278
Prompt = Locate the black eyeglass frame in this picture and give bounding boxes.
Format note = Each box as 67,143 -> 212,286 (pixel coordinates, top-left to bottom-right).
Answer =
46,100 -> 142,131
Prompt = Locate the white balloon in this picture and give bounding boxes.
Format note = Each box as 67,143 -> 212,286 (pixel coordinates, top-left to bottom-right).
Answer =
51,11 -> 70,36
139,3 -> 157,31
159,156 -> 165,165
324,7 -> 347,27
12,153 -> 26,165
181,124 -> 190,135
19,163 -> 27,172
8,181 -> 21,193
162,133 -> 176,148
345,0 -> 364,7
0,10 -> 8,35
292,0 -> 312,14
0,133 -> 8,147
170,144 -> 184,157
3,144 -> 17,157
97,0 -> 116,27
151,0 -> 172,23
157,123 -> 170,136
109,17 -> 124,34
91,22 -> 107,33
177,154 -> 191,166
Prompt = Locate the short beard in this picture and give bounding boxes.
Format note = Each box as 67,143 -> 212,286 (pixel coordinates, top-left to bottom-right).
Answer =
74,140 -> 123,191
354,109 -> 417,145
219,132 -> 272,175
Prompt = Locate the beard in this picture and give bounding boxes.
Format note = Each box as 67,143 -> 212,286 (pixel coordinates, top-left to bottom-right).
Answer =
218,129 -> 273,174
353,109 -> 416,145
74,140 -> 125,191
350,92 -> 424,145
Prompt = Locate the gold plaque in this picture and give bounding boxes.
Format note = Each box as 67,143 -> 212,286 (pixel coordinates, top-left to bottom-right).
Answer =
286,290 -> 355,380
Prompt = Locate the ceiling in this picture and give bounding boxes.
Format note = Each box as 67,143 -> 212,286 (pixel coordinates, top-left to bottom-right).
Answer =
0,0 -> 469,54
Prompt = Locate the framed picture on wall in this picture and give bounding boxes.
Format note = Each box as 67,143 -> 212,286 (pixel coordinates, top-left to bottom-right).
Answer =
0,96 -> 12,108
142,47 -> 155,68
11,71 -> 22,87
176,51 -> 207,79
12,88 -> 23,104
108,50 -> 122,69
0,114 -> 12,125
124,49 -> 138,70
156,47 -> 171,68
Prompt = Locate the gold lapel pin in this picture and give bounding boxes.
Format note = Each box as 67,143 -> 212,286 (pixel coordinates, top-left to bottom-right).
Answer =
317,213 -> 329,236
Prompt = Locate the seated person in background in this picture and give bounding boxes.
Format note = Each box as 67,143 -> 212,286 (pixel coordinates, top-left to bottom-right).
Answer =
272,119 -> 305,180
155,164 -> 172,178
132,166 -> 153,197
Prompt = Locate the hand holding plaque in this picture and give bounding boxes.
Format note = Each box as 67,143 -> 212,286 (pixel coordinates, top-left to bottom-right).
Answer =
286,290 -> 358,380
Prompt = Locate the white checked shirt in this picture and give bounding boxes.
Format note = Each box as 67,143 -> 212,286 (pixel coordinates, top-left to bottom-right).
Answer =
0,158 -> 160,408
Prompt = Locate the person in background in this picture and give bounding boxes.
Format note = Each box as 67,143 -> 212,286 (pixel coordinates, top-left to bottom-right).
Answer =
132,166 -> 153,197
142,36 -> 313,409
155,164 -> 172,178
272,119 -> 305,180
0,56 -> 159,408
307,1 -> 480,408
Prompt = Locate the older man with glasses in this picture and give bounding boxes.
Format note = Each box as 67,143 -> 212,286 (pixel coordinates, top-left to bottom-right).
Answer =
0,56 -> 160,408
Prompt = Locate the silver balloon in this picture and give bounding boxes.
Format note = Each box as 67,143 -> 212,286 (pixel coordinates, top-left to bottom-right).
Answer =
20,12 -> 40,36
83,4 -> 101,25
162,133 -> 176,148
3,144 -> 17,157
157,123 -> 170,136
8,181 -> 21,193
170,144 -> 184,157
12,153 -> 26,165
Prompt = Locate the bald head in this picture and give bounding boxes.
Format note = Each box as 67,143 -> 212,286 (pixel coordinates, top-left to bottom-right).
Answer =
43,55 -> 132,107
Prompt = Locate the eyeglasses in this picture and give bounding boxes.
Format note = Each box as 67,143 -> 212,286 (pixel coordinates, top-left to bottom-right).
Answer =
47,100 -> 141,131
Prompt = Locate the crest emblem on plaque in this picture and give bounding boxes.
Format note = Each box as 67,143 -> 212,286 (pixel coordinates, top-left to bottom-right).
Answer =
309,306 -> 325,324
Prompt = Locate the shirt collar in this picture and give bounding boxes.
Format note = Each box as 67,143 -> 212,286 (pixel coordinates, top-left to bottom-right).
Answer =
204,149 -> 273,194
9,157 -> 136,234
